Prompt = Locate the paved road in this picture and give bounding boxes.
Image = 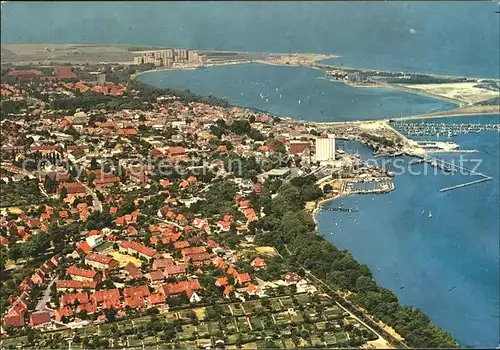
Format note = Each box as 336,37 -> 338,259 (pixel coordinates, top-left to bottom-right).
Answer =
36,276 -> 59,311
76,180 -> 103,212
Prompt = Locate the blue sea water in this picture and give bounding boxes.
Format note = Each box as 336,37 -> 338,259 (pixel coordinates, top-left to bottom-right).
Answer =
1,1 -> 499,78
2,1 -> 499,346
138,64 -> 457,122
324,115 -> 500,347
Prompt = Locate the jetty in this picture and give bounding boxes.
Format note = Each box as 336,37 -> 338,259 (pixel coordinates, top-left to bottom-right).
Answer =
440,177 -> 493,192
322,207 -> 359,213
421,156 -> 494,192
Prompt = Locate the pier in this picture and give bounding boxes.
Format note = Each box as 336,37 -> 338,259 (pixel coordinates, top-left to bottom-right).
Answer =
440,177 -> 493,192
322,207 -> 359,213
408,153 -> 494,192
426,157 -> 493,192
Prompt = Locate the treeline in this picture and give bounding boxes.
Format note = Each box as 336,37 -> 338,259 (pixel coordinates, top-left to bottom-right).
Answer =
385,76 -> 471,84
254,177 -> 458,348
210,118 -> 264,141
0,179 -> 45,208
130,81 -> 230,108
1,100 -> 27,115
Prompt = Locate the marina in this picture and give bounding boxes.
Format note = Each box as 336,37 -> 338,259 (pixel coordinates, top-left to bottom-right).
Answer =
390,120 -> 500,138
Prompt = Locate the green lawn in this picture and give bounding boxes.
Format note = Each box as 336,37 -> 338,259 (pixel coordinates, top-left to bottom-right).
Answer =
279,297 -> 294,309
236,316 -> 252,332
270,298 -> 284,312
95,241 -> 113,252
273,311 -> 291,325
324,305 -> 344,319
249,316 -> 263,331
230,303 -> 246,316
222,319 -> 239,334
295,294 -> 311,306
290,311 -> 304,324
196,322 -> 210,338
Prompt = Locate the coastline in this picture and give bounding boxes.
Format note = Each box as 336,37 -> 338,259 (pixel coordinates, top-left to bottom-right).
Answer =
133,62 -> 498,123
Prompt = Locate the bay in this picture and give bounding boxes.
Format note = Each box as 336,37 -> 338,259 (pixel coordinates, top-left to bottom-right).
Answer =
138,64 -> 457,122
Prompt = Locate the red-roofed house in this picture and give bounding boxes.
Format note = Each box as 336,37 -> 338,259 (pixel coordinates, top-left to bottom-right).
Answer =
163,264 -> 187,278
56,280 -> 97,291
148,270 -> 165,284
160,280 -> 201,297
168,147 -> 185,156
54,66 -> 77,79
124,262 -> 143,280
85,253 -> 119,270
119,240 -> 160,261
54,307 -> 74,322
251,257 -> 267,270
60,292 -> 89,307
124,285 -> 150,299
30,311 -> 51,328
148,293 -> 166,307
124,296 -> 144,309
75,241 -> 92,256
236,273 -> 252,286
76,303 -> 98,314
215,277 -> 228,287
187,253 -> 212,266
66,266 -> 100,282
3,314 -> 25,328
117,128 -> 138,137
223,285 -> 232,299
152,258 -> 175,271
173,240 -> 190,249
181,246 -> 206,260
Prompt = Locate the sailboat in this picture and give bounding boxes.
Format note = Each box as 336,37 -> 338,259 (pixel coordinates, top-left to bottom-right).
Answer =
428,211 -> 433,218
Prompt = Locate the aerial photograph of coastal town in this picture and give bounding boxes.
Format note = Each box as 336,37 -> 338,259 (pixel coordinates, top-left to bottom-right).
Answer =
0,1 -> 498,349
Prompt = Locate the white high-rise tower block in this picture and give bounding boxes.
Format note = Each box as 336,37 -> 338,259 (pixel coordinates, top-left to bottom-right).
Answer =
315,134 -> 336,162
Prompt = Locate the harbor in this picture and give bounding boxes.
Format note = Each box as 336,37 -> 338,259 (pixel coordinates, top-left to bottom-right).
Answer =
390,120 -> 500,138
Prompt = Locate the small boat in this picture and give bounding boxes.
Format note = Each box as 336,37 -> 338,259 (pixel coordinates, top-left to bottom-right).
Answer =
421,210 -> 425,215
428,211 -> 433,218
298,99 -> 301,104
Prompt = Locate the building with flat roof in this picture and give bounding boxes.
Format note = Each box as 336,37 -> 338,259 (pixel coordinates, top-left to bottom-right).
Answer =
266,168 -> 291,180
315,134 -> 336,163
